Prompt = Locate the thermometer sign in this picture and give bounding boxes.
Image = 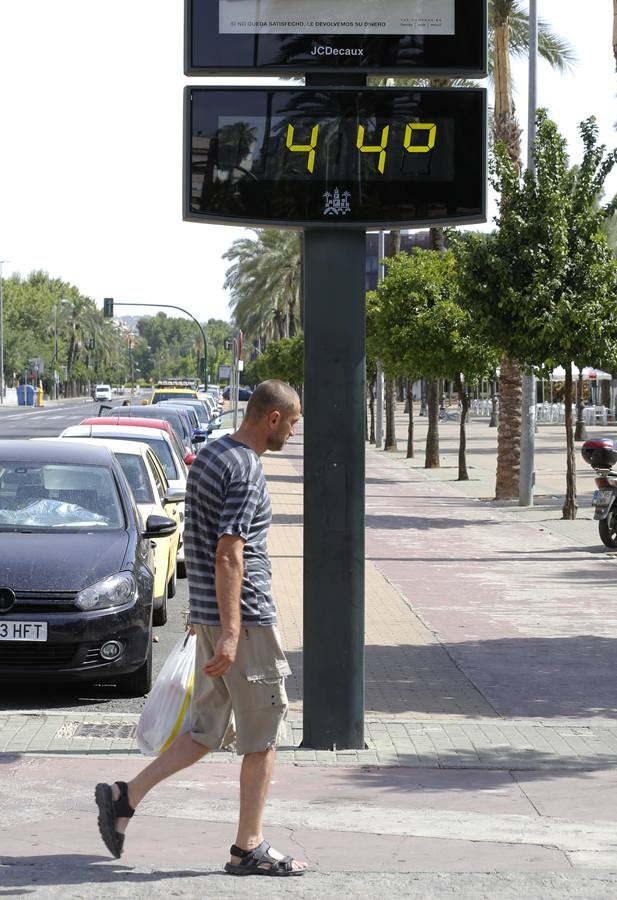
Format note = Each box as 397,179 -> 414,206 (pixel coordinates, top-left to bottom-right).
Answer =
184,86 -> 487,228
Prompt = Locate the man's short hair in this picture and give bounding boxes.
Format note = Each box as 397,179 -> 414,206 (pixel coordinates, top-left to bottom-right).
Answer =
245,380 -> 299,421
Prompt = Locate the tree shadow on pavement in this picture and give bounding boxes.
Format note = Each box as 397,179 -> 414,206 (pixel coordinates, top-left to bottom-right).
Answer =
366,514 -> 497,530
0,855 -> 221,889
286,633 -> 617,719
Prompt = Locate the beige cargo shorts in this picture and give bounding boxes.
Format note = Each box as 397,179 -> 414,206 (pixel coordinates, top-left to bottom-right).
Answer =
190,624 -> 291,756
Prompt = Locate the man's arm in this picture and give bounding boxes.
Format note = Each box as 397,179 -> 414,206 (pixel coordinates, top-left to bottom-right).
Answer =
204,533 -> 245,677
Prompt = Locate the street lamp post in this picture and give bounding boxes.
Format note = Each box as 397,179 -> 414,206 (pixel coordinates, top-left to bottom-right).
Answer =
0,260 -> 8,405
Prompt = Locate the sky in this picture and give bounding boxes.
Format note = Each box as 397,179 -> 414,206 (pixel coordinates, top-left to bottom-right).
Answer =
0,1 -> 615,325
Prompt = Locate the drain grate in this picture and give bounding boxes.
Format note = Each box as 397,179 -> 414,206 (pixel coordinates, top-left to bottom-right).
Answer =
74,722 -> 137,740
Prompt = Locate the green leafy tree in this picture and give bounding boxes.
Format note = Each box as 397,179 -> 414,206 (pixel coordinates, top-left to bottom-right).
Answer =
370,249 -> 498,478
457,112 -> 617,517
254,337 -> 304,387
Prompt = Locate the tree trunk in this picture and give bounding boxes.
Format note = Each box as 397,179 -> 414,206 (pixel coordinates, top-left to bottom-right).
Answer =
574,371 -> 587,440
563,366 -> 578,519
456,375 -> 470,481
429,227 -> 446,252
389,229 -> 401,256
493,24 -> 522,167
385,378 -> 397,451
425,380 -> 440,468
368,377 -> 376,444
495,354 -> 522,500
406,380 -> 415,459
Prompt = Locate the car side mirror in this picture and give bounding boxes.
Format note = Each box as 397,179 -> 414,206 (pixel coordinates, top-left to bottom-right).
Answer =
143,514 -> 177,538
163,487 -> 186,505
192,429 -> 206,444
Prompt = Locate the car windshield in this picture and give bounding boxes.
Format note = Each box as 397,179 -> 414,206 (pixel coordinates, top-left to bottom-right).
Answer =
152,391 -> 196,402
0,462 -> 124,531
115,453 -> 155,504
88,434 -> 178,480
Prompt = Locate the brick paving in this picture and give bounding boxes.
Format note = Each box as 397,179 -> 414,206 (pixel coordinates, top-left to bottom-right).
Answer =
4,413 -> 617,767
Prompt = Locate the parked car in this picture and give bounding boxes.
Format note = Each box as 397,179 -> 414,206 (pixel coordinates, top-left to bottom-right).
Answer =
0,439 -> 176,694
55,438 -> 184,625
154,402 -> 209,446
147,383 -> 199,404
84,416 -> 195,468
60,420 -> 191,577
158,398 -> 214,429
99,405 -> 195,455
222,386 -> 253,401
94,384 -> 113,401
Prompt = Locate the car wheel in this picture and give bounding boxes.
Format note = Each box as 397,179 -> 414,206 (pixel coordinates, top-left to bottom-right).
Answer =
153,592 -> 168,626
177,559 -> 187,579
117,640 -> 152,696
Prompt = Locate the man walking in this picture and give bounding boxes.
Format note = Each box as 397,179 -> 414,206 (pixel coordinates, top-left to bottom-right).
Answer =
95,379 -> 307,876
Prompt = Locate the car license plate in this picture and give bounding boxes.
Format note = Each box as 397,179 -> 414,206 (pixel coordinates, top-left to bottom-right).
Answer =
0,621 -> 48,641
592,489 -> 614,507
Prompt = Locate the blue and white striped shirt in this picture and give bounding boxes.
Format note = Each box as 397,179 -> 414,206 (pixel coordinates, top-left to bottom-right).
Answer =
185,434 -> 275,626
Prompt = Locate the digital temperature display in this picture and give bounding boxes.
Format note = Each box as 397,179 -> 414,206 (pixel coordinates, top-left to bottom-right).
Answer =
184,86 -> 487,229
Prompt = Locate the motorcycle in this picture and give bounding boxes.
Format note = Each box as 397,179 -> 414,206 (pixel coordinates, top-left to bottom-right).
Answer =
581,438 -> 617,547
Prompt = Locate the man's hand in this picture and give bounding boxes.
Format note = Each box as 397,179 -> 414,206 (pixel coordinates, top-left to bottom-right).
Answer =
204,630 -> 239,677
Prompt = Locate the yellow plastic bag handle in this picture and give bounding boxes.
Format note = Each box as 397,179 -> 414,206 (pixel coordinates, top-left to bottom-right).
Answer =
159,670 -> 195,753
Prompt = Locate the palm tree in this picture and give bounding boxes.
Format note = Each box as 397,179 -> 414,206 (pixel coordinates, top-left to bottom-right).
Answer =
56,295 -> 102,396
491,1 -> 573,498
224,229 -> 302,343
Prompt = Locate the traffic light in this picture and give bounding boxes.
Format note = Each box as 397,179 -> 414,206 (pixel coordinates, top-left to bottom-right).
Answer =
103,297 -> 114,318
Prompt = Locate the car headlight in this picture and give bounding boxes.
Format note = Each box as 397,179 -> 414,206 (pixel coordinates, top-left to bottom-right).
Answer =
75,573 -> 137,612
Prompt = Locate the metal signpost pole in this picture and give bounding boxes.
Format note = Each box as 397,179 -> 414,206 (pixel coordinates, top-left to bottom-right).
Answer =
519,0 -> 538,507
107,300 -> 208,389
375,231 -> 386,449
303,228 -> 366,750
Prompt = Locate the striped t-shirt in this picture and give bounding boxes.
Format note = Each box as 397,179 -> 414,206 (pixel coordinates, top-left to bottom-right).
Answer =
184,434 -> 275,626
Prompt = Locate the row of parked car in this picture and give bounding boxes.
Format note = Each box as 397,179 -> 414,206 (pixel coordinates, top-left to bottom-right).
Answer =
0,385 -> 236,696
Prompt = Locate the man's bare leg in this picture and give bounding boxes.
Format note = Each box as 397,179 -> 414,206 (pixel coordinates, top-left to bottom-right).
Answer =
111,731 -> 210,834
230,748 -> 307,872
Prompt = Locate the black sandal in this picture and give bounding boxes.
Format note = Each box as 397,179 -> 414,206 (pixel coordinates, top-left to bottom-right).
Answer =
94,781 -> 135,859
224,840 -> 307,877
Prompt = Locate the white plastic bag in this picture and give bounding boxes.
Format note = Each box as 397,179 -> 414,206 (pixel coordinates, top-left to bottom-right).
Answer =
136,631 -> 196,755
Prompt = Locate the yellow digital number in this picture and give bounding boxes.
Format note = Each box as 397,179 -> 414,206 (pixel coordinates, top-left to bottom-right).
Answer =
356,125 -> 390,174
404,123 -> 437,154
286,123 -> 320,173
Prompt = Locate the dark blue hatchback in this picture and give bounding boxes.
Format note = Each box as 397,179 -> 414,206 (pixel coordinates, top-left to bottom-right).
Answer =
0,440 -> 176,695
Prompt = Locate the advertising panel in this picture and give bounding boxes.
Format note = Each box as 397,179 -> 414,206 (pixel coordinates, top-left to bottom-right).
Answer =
218,0 -> 455,35
185,0 -> 487,76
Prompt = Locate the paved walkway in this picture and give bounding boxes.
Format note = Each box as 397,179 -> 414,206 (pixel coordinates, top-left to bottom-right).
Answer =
3,408 -> 617,895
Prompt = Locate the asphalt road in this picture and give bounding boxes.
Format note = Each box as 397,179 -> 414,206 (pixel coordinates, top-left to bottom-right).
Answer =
0,399 -> 190,715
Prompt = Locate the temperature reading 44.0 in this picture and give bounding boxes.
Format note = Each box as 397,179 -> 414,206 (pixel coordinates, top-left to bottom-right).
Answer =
285,121 -> 438,174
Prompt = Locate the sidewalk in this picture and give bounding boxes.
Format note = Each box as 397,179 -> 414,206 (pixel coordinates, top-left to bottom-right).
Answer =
3,411 -> 617,896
